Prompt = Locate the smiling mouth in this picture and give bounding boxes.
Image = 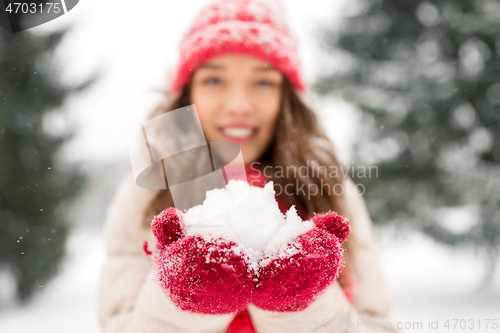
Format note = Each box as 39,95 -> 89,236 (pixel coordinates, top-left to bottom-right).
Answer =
219,126 -> 258,143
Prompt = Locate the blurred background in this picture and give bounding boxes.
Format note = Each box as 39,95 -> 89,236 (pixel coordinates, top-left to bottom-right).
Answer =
0,0 -> 499,332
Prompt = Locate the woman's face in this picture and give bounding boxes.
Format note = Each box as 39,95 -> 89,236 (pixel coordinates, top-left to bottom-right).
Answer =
190,54 -> 283,164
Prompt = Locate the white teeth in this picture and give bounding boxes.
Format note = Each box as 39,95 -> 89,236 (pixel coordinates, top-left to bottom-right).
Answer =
222,127 -> 254,138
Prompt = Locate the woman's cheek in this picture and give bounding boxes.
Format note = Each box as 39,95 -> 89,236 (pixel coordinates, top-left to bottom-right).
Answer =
261,123 -> 275,148
255,117 -> 274,153
201,117 -> 220,142
193,108 -> 216,141
192,95 -> 217,139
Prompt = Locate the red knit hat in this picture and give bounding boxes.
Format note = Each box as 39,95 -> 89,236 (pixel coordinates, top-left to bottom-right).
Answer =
170,0 -> 306,95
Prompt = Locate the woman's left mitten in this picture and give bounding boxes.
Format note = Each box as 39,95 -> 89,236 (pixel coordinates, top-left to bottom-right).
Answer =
253,211 -> 350,312
146,207 -> 255,315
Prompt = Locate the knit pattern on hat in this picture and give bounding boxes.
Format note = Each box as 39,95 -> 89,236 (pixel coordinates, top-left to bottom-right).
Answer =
170,0 -> 306,95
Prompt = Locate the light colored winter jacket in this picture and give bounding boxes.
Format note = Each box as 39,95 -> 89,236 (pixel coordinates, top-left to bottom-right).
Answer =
98,172 -> 399,333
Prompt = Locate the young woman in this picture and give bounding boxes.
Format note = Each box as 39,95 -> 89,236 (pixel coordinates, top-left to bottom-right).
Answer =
98,0 -> 398,332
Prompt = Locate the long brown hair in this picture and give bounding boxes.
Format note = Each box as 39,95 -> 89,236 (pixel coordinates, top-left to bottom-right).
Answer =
142,77 -> 359,268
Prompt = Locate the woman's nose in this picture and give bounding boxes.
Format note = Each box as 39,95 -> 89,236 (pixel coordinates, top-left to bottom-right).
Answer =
223,88 -> 253,118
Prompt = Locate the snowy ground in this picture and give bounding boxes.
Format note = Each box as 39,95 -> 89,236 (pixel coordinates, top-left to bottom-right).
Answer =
0,225 -> 498,333
0,228 -> 105,333
377,229 -> 500,333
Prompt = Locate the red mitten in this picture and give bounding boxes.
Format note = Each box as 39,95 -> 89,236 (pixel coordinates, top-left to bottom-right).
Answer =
145,207 -> 255,315
252,211 -> 350,312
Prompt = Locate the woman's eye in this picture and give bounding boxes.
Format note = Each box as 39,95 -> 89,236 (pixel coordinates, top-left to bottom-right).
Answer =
204,77 -> 221,85
257,80 -> 275,87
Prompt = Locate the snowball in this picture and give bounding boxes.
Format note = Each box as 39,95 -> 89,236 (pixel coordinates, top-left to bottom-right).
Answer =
184,180 -> 314,273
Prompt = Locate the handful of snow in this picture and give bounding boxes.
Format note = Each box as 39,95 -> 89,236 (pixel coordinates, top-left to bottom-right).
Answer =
183,180 -> 314,273
146,179 -> 350,314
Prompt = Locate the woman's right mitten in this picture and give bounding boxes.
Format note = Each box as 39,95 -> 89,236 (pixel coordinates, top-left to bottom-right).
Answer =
146,207 -> 255,315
